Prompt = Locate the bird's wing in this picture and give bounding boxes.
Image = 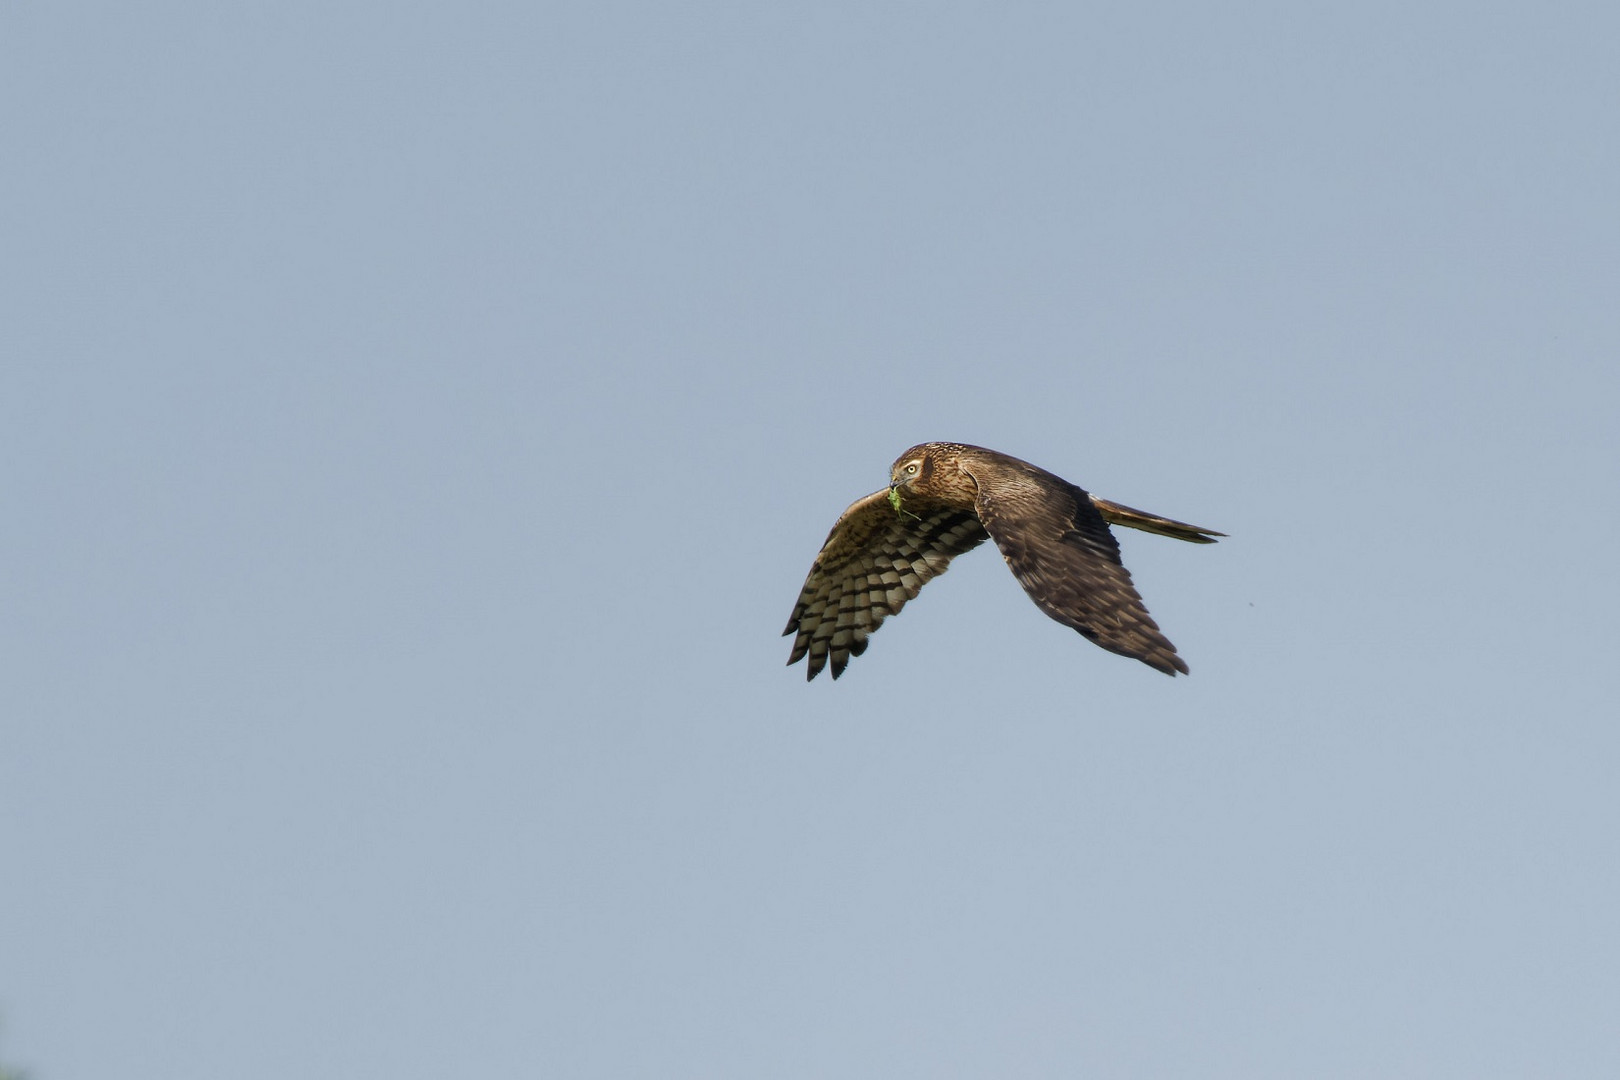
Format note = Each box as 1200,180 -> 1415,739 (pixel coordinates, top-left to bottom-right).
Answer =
970,470 -> 1189,676
784,489 -> 988,680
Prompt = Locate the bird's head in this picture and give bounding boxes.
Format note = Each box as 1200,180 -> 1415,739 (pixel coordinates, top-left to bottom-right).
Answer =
886,446 -> 930,518
887,442 -> 981,514
888,446 -> 930,492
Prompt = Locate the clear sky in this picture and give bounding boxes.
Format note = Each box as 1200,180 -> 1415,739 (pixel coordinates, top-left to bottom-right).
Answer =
4,3 -> 1618,1078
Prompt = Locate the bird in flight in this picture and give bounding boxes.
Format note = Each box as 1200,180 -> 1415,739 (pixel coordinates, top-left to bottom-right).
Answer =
784,443 -> 1222,679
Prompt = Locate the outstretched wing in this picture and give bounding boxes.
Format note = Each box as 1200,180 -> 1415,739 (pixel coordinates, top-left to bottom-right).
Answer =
971,470 -> 1189,676
784,490 -> 988,680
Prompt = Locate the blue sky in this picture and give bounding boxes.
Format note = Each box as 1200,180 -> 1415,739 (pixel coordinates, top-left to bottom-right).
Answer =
4,3 -> 1618,1077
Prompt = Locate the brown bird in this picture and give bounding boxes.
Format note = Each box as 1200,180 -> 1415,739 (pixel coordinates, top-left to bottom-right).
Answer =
784,443 -> 1222,679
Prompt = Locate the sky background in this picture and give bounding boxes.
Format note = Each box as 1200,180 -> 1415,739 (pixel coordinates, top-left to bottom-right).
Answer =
4,2 -> 1619,1078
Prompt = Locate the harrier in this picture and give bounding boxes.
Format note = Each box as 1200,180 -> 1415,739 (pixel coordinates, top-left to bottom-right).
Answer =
784,443 -> 1222,679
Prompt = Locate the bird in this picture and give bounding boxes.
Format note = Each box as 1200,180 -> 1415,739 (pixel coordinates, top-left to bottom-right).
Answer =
783,442 -> 1222,680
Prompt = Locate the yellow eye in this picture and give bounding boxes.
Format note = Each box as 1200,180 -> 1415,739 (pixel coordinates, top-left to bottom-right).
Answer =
905,462 -> 919,475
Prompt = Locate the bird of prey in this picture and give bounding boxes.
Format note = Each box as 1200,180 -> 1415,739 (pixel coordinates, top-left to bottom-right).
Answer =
784,442 -> 1222,679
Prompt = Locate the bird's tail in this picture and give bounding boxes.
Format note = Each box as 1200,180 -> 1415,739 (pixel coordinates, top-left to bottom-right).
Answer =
1090,496 -> 1224,544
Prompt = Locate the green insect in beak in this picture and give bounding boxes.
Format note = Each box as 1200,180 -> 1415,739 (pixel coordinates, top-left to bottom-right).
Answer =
887,485 -> 919,522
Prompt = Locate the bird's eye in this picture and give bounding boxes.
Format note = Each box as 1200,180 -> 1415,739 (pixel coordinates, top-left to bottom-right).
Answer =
905,462 -> 919,475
